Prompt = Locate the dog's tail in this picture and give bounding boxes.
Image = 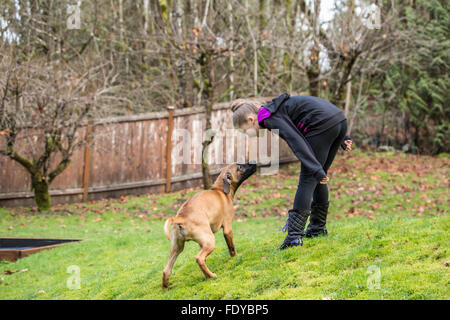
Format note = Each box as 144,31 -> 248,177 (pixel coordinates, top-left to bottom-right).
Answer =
164,216 -> 185,240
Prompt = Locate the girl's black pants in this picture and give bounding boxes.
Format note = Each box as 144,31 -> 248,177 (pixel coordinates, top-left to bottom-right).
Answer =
293,119 -> 348,210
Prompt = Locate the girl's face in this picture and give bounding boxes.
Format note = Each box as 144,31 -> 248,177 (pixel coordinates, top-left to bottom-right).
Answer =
239,114 -> 260,137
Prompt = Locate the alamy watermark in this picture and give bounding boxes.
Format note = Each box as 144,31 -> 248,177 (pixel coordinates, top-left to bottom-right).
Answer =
67,265 -> 81,290
358,1 -> 382,30
67,2 -> 81,30
366,265 -> 381,290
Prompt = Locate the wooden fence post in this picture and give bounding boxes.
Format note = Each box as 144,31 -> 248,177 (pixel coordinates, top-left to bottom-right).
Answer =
82,120 -> 93,201
165,106 -> 175,193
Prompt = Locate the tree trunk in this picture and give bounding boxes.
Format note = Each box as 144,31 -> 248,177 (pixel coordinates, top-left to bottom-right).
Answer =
200,52 -> 214,189
344,80 -> 352,117
228,1 -> 235,100
245,0 -> 258,96
32,174 -> 51,211
307,44 -> 320,97
201,140 -> 213,189
306,0 -> 321,97
331,55 -> 358,106
258,0 -> 266,30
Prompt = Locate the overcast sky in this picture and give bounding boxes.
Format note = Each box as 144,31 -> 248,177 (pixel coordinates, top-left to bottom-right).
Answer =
320,0 -> 337,23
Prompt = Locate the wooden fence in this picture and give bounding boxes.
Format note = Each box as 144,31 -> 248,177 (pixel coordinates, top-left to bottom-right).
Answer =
0,99 -> 296,207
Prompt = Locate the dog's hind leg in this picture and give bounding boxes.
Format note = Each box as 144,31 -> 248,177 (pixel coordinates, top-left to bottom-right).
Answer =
162,232 -> 185,288
195,233 -> 217,279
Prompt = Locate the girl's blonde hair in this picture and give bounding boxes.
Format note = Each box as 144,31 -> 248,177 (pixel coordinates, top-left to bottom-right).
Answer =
230,99 -> 260,128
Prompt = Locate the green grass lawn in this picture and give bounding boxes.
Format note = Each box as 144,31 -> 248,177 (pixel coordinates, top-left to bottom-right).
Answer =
0,151 -> 449,300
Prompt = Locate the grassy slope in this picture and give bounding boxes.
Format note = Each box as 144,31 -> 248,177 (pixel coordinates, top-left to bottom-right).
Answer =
0,151 -> 448,300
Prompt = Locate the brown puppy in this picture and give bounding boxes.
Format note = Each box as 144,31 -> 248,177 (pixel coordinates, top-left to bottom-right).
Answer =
162,162 -> 257,288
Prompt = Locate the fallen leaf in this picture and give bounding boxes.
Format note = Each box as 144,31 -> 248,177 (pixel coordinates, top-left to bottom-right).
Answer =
371,203 -> 381,210
37,290 -> 46,294
0,128 -> 11,136
3,270 -> 15,274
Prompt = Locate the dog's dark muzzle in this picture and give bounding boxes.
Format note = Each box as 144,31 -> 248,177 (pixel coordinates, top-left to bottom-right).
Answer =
236,161 -> 257,187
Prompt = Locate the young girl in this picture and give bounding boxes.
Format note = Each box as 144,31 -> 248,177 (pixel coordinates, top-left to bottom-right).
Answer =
231,93 -> 352,250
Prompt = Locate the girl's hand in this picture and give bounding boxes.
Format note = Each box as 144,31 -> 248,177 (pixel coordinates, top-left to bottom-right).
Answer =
320,176 -> 329,184
344,140 -> 353,151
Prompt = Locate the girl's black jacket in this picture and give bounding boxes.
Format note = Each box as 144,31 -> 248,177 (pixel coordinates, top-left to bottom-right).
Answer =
258,93 -> 352,182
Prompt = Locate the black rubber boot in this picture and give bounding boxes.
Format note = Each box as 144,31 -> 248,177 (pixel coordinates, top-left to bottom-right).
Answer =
305,201 -> 329,238
279,209 -> 311,250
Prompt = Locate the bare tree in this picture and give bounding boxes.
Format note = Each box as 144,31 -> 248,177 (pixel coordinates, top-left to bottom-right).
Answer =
319,0 -> 407,106
0,50 -> 111,210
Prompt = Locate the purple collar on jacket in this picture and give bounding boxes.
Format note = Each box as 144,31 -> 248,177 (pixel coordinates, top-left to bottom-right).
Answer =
257,106 -> 271,126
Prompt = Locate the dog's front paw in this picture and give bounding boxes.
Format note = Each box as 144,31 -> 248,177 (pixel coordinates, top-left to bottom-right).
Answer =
208,272 -> 217,279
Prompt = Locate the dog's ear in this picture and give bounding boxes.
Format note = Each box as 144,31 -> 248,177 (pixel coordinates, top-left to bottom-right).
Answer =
222,171 -> 232,194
